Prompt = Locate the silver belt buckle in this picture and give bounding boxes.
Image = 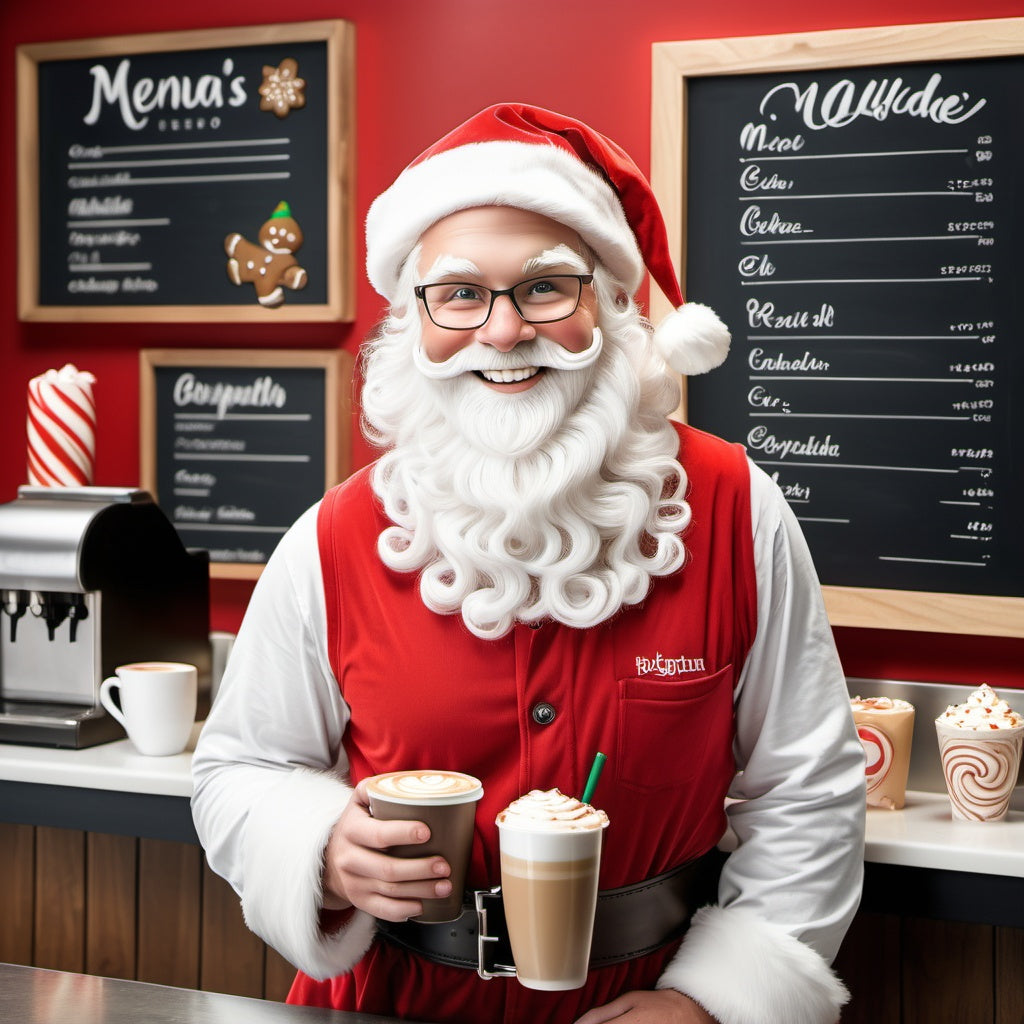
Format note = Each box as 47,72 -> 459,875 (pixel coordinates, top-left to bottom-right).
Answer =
474,886 -> 516,980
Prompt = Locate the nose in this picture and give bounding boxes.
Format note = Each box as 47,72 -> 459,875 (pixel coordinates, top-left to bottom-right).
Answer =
475,293 -> 536,351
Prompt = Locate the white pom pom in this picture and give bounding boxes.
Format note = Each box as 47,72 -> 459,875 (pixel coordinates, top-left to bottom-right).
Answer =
653,301 -> 731,375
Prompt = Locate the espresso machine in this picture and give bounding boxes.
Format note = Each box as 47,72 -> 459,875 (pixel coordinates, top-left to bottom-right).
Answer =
0,486 -> 210,748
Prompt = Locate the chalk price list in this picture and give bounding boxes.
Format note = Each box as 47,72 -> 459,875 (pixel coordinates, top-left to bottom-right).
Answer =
712,70 -> 1014,591
155,367 -> 325,566
58,57 -> 291,304
35,39 -> 329,308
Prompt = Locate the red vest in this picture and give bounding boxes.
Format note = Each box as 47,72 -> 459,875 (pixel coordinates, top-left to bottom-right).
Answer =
291,422 -> 756,1022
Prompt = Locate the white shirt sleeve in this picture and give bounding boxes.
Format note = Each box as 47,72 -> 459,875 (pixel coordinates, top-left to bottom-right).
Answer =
726,459 -> 866,952
191,504 -> 378,979
657,459 -> 866,1024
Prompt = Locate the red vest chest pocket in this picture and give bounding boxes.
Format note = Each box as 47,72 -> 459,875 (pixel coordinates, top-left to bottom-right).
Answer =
614,664 -> 735,792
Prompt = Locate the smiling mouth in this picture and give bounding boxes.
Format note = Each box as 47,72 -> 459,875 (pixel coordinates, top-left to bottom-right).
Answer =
476,366 -> 542,385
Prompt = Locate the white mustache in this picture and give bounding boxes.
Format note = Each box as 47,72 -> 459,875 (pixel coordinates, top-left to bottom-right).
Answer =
412,328 -> 604,381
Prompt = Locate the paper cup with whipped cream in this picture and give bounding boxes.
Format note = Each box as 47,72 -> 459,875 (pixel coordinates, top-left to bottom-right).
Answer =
366,770 -> 483,922
935,685 -> 1023,822
850,696 -> 915,810
496,788 -> 609,991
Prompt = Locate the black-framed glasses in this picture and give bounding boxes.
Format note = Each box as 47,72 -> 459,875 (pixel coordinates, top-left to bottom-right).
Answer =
414,274 -> 593,331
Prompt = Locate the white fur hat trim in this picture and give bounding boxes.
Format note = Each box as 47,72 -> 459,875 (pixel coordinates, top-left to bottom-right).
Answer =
366,140 -> 643,302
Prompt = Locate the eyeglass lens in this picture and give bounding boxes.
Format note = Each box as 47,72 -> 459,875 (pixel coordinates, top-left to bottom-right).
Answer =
419,275 -> 584,329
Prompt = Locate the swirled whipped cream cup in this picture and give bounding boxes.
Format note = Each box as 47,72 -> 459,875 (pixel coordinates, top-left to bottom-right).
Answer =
850,697 -> 915,810
366,770 -> 483,922
496,788 -> 610,991
935,686 -> 1023,822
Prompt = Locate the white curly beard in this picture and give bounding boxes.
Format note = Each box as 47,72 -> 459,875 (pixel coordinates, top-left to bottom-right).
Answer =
360,263 -> 689,640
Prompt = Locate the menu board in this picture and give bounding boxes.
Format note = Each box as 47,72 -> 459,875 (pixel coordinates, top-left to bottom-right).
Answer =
140,349 -> 351,579
652,21 -> 1024,636
17,22 -> 354,322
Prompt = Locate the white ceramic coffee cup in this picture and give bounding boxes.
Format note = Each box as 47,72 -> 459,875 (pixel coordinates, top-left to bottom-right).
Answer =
99,661 -> 198,756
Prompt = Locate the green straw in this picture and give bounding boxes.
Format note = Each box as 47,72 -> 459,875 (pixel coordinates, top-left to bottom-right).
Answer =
580,752 -> 607,805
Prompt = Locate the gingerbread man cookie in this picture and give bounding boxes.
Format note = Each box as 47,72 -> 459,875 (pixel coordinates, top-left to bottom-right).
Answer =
225,201 -> 308,308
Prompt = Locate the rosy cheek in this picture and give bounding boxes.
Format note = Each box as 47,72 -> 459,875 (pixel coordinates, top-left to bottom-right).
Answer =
547,315 -> 596,354
420,322 -> 470,363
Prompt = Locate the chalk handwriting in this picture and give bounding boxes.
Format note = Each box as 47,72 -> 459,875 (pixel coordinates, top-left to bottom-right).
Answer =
756,72 -> 986,132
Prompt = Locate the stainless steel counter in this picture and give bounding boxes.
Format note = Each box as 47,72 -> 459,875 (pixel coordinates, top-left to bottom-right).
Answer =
0,963 -> 426,1024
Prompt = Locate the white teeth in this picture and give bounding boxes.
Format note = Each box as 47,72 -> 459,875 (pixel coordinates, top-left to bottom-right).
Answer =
480,366 -> 540,384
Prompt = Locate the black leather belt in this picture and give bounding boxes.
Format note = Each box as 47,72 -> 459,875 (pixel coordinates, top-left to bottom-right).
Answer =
377,847 -> 724,977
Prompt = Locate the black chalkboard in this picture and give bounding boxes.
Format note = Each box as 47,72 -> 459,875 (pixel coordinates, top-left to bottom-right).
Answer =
141,349 -> 351,578
679,53 -> 1023,602
18,22 -> 354,321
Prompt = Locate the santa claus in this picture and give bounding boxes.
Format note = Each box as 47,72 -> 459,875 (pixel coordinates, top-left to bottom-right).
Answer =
192,103 -> 865,1024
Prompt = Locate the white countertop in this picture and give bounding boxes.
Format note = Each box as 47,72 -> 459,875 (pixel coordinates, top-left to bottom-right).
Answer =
863,788 -> 1024,878
1,734 -> 1022,879
0,722 -> 203,798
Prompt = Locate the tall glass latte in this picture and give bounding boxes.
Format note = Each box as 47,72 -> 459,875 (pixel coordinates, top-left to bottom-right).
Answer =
496,788 -> 609,991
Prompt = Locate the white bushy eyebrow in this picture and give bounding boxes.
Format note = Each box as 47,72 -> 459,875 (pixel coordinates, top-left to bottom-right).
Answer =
522,244 -> 590,277
418,254 -> 481,285
417,244 -> 588,287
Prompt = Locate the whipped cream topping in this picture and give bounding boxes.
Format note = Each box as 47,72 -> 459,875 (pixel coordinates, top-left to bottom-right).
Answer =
496,788 -> 609,832
937,685 -> 1023,731
851,696 -> 914,713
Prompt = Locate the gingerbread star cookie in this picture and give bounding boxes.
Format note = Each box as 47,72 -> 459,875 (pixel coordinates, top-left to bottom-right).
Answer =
259,58 -> 306,118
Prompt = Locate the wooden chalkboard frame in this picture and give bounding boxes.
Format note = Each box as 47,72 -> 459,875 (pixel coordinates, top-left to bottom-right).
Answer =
140,348 -> 352,580
17,20 -> 355,322
652,18 -> 1024,638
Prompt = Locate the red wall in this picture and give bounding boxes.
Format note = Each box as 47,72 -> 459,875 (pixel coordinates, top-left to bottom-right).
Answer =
1,0 -> 1021,686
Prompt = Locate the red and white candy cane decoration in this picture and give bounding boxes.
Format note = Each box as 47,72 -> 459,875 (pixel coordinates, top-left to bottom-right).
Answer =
27,364 -> 97,486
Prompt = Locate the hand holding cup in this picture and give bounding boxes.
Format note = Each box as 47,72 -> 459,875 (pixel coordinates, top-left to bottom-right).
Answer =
323,771 -> 483,923
321,780 -> 456,921
365,770 -> 483,922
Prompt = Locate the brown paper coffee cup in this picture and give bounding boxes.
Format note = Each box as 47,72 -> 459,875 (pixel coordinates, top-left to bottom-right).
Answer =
366,770 -> 483,923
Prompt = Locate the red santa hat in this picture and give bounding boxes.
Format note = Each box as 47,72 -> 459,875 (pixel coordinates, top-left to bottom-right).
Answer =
365,102 -> 730,375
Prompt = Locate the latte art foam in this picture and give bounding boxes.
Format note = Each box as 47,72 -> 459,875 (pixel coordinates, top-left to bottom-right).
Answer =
497,788 -> 609,832
366,770 -> 482,806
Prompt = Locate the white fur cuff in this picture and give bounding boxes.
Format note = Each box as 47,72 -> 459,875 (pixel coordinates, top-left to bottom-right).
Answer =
658,905 -> 850,1024
241,767 -> 377,981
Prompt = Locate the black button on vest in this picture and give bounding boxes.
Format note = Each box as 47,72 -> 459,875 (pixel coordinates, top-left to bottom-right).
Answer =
531,702 -> 557,725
